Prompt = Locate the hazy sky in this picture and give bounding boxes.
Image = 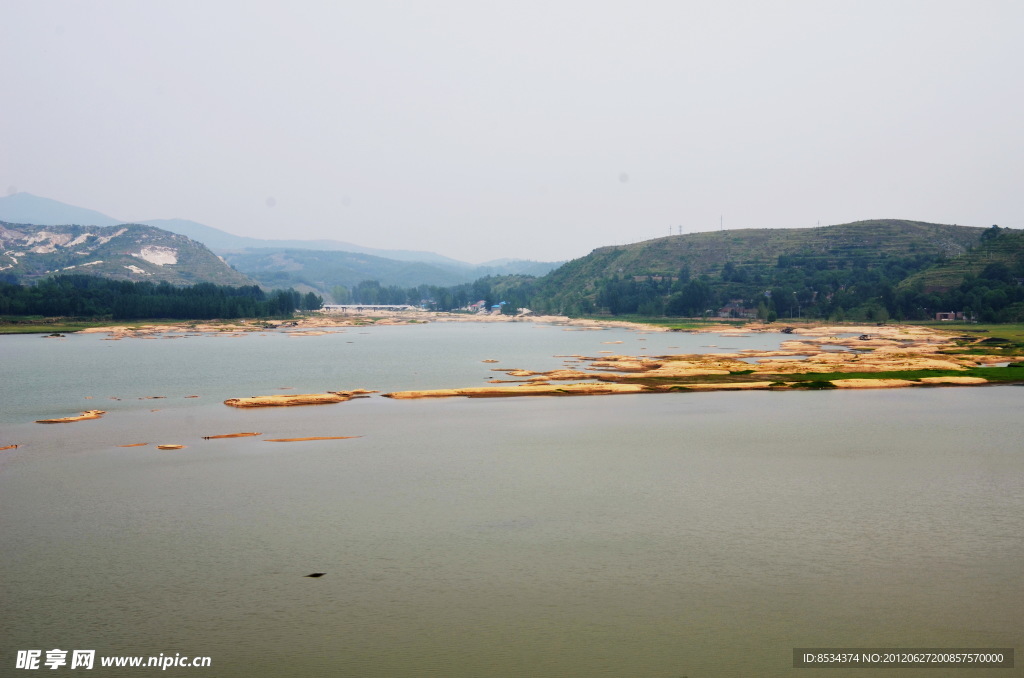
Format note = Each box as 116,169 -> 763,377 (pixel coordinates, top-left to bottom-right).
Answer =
3,1 -> 1022,263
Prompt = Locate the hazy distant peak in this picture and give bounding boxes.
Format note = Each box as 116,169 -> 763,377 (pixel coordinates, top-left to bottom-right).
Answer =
0,192 -> 122,227
0,192 -> 564,273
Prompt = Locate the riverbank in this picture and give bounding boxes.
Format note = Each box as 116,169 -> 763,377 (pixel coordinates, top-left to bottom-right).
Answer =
63,313 -> 1024,397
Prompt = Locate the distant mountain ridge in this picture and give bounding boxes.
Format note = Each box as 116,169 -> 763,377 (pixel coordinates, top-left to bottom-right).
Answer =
0,192 -> 465,264
141,217 -> 471,267
0,193 -> 563,293
0,221 -> 255,286
0,193 -> 517,266
0,192 -> 123,228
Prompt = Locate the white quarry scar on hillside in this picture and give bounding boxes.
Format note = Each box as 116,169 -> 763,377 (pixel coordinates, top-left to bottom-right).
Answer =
133,246 -> 178,266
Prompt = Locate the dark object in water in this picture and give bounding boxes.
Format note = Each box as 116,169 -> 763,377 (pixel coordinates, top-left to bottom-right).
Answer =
781,327 -> 795,334
305,572 -> 325,578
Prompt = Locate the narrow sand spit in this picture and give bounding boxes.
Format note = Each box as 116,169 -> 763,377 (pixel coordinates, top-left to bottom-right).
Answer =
666,382 -> 778,391
36,410 -> 106,424
830,379 -> 918,389
224,390 -> 376,407
203,432 -> 262,439
263,436 -> 363,442
917,376 -> 990,385
383,383 -> 646,399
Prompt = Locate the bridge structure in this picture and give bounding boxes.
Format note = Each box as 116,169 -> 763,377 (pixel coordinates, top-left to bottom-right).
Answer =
321,304 -> 418,313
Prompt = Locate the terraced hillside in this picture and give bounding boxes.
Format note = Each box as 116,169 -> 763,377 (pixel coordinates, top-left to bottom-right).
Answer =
570,219 -> 979,279
899,227 -> 1024,292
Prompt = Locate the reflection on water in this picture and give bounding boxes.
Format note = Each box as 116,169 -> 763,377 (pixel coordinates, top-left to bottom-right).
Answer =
1,323 -> 1021,677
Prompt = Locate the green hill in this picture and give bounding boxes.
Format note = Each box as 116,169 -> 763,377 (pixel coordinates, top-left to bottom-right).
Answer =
527,219 -> 986,316
0,221 -> 255,287
555,219 -> 979,286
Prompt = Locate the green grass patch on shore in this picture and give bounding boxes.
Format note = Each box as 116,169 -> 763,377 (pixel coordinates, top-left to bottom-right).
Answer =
0,316 -> 141,334
923,322 -> 1024,343
772,365 -> 1024,384
0,316 -> 261,335
789,380 -> 837,389
624,365 -> 1024,389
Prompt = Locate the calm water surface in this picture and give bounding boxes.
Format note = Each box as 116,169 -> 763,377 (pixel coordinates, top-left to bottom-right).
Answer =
1,321 -> 1021,677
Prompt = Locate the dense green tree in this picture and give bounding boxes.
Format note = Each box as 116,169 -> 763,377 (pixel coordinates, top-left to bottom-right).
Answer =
0,275 -> 309,320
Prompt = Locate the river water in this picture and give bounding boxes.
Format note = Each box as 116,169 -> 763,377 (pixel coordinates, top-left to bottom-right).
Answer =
1,321 -> 1021,677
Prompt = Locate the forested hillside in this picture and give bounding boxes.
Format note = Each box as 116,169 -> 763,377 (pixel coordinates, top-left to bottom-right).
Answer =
526,219 -> 982,312
368,221 -> 1024,322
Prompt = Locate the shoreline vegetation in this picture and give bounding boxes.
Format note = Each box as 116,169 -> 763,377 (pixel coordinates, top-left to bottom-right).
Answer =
13,311 -> 1024,409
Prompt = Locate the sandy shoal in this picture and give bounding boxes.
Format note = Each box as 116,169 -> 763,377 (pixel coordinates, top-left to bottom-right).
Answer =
224,390 -> 376,408
384,383 -> 646,399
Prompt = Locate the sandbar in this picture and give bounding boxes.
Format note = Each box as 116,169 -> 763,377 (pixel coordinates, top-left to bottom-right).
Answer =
75,317 -> 1018,401
36,410 -> 106,424
382,323 -> 1019,399
224,390 -> 376,407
